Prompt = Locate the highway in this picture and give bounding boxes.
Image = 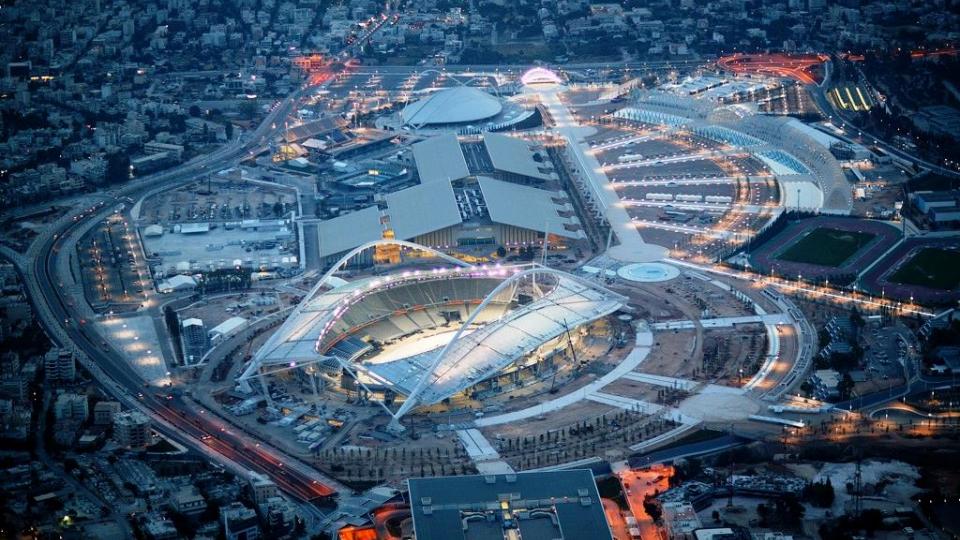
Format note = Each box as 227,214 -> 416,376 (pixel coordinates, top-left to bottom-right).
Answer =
30,201 -> 337,501
13,35 -> 957,529
807,58 -> 960,179
7,9 -> 398,515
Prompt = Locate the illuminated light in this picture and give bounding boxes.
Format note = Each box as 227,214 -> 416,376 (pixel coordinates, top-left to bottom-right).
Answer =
520,67 -> 563,86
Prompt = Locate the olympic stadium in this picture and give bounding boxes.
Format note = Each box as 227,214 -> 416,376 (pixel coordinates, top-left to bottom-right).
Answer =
238,240 -> 627,432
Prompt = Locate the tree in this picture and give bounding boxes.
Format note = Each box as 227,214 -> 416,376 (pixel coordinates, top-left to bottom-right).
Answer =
803,479 -> 835,508
240,100 -> 258,120
837,372 -> 855,401
105,152 -> 130,184
642,499 -> 662,522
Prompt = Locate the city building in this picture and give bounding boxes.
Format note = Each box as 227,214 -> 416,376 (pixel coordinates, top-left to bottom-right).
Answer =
170,485 -> 207,516
157,274 -> 197,294
93,401 -> 122,425
144,141 -> 185,161
662,501 -> 703,540
141,514 -> 179,540
44,348 -> 76,382
313,133 -> 584,266
260,496 -> 297,536
209,316 -> 248,345
221,502 -> 261,540
249,472 -> 279,506
181,318 -> 209,364
114,410 -> 153,449
407,470 -> 612,540
810,369 -> 842,401
53,392 -> 88,423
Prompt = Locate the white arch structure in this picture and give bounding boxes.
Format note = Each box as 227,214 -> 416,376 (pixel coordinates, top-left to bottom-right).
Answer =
386,265 -> 626,431
236,239 -> 472,390
237,238 -> 626,432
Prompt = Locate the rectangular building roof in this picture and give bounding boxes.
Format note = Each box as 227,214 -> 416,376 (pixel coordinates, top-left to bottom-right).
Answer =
384,181 -> 463,240
408,470 -> 612,540
478,177 -> 584,239
179,222 -> 210,234
482,133 -> 556,181
283,117 -> 343,143
209,316 -> 247,337
786,118 -> 844,149
315,206 -> 383,259
412,134 -> 470,184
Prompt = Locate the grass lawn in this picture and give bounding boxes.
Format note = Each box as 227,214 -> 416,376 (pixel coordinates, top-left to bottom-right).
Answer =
776,227 -> 875,267
890,248 -> 960,290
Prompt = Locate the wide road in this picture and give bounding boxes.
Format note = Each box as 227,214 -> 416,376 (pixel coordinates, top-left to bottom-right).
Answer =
31,202 -> 337,501
14,8 -> 398,510
808,60 -> 960,179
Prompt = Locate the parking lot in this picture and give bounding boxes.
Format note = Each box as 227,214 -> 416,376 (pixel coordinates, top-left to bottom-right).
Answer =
78,215 -> 149,312
142,178 -> 294,227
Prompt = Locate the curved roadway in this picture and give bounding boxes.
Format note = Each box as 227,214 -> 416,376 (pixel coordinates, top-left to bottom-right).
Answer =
12,12 -> 400,512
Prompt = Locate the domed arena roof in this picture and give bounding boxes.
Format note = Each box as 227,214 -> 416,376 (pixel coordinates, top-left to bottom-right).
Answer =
401,86 -> 503,127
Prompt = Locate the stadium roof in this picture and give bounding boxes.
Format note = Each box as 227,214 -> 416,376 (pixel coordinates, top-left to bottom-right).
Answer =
478,177 -> 584,239
409,470 -> 612,540
482,133 -> 556,181
412,134 -> 470,184
248,280 -> 364,366
358,270 -> 623,405
401,86 -> 503,127
312,175 -> 462,262
316,206 -> 383,259
384,180 -> 463,240
246,264 -> 625,411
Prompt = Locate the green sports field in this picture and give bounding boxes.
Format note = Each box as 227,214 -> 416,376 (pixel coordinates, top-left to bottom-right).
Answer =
775,227 -> 875,267
890,248 -> 960,290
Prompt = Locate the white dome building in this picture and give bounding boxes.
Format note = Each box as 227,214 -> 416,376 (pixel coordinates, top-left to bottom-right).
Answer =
401,86 -> 503,128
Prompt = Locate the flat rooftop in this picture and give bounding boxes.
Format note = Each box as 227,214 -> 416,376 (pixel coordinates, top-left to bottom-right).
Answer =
408,469 -> 612,540
413,134 -> 470,184
478,176 -> 584,240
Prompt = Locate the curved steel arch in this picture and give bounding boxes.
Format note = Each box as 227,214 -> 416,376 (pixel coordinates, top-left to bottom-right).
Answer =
412,69 -> 500,88
301,238 -> 471,310
412,68 -> 446,80
390,265 -> 625,425
238,239 -> 472,385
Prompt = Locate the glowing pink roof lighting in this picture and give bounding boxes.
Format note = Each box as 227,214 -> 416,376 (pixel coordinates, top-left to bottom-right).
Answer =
521,67 -> 563,86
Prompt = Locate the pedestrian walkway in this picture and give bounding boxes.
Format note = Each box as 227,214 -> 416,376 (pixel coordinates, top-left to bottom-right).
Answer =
651,313 -> 790,330
622,200 -> 768,214
621,372 -> 699,391
456,428 -> 515,474
539,88 -> 665,263
475,325 -> 654,427
587,392 -> 699,424
743,323 -> 782,392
